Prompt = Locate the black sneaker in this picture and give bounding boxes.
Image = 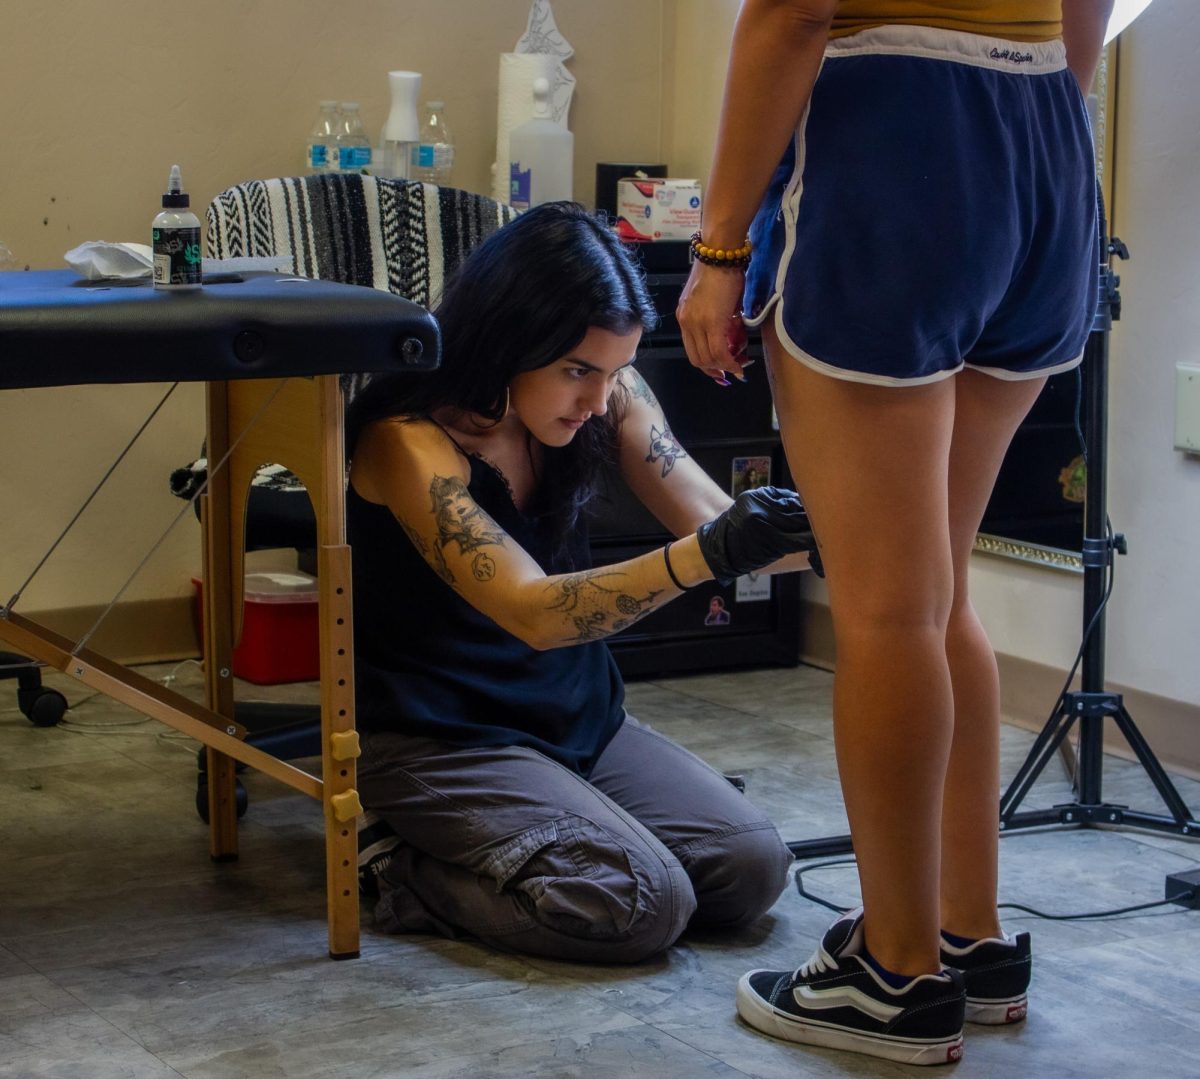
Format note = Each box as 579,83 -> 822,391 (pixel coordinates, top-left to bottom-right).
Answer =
940,930 -> 1031,1025
737,909 -> 965,1066
357,810 -> 403,899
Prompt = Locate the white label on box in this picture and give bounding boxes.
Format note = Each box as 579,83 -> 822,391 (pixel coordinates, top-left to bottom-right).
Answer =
615,178 -> 702,241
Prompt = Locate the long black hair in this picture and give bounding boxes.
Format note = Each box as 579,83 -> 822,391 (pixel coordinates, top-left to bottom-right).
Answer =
348,201 -> 658,561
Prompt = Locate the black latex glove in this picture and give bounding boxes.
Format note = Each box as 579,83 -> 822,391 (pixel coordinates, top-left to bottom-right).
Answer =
696,486 -> 823,585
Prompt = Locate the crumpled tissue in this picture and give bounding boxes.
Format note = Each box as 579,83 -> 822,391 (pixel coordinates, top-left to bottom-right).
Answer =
64,241 -> 293,281
65,241 -> 154,280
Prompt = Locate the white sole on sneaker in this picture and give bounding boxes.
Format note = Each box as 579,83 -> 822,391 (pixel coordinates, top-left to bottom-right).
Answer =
966,994 -> 1027,1025
736,974 -> 965,1067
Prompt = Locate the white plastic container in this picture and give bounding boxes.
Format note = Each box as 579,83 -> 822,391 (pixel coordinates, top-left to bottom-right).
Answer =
507,77 -> 573,209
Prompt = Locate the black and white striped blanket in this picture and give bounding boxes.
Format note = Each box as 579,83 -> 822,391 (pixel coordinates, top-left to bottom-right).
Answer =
171,174 -> 515,500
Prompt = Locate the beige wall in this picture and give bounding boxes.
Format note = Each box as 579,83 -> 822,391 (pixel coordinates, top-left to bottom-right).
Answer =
661,0 -> 739,184
0,1 -> 667,270
0,1 -> 666,626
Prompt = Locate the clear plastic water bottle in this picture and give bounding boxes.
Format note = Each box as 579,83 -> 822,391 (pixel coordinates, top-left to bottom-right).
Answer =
409,100 -> 455,186
304,101 -> 340,174
336,102 -> 373,173
508,78 -> 573,209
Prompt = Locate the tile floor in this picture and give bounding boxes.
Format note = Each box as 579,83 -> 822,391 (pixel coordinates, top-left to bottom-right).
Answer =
2,660 -> 1199,1078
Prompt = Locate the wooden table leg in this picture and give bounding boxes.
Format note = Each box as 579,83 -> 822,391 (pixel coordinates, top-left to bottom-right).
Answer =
203,382 -> 240,861
217,374 -> 361,959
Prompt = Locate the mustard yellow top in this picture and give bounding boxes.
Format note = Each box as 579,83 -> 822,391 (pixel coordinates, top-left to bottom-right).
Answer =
831,0 -> 1062,41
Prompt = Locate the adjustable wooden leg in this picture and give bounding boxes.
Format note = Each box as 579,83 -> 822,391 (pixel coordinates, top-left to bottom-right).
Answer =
319,545 -> 360,959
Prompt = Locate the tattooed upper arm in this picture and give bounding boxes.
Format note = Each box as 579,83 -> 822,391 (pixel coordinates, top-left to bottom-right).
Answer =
625,368 -> 661,410
424,473 -> 508,586
618,369 -> 689,479
645,421 -> 687,478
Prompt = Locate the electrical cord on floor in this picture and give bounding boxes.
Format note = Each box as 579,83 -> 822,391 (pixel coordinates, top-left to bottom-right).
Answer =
45,660 -> 203,736
794,858 -> 1198,921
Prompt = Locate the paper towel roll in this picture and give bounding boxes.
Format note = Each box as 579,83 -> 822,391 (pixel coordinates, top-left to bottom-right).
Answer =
494,52 -> 559,203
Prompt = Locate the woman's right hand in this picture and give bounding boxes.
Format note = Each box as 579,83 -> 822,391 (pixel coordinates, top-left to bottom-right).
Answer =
696,486 -> 821,583
676,260 -> 750,385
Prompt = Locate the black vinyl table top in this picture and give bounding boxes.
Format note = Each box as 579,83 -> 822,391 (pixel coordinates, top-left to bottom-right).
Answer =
0,269 -> 439,389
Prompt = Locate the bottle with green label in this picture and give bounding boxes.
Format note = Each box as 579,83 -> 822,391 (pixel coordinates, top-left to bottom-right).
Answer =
152,165 -> 202,290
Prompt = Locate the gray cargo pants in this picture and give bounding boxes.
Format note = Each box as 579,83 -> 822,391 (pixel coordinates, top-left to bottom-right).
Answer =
357,714 -> 793,963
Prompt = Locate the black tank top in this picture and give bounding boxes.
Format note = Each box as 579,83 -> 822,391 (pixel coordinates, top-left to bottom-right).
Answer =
348,452 -> 625,777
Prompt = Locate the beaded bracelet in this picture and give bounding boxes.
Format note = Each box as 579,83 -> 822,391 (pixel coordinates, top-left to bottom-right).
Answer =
689,231 -> 752,269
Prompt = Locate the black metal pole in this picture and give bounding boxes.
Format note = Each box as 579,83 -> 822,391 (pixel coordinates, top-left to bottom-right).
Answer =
1075,225 -> 1115,809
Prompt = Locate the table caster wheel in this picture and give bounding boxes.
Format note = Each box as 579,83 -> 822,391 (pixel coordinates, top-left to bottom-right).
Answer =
20,687 -> 68,727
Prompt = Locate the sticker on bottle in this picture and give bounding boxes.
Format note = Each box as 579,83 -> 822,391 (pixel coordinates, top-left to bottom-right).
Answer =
338,146 -> 372,170
152,228 -> 201,287
510,162 -> 532,210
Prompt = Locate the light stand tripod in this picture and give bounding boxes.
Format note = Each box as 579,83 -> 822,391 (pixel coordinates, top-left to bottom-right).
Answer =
786,207 -> 1200,861
997,219 -> 1199,842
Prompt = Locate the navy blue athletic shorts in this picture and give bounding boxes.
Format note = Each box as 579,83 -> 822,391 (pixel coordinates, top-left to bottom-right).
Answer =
743,25 -> 1099,386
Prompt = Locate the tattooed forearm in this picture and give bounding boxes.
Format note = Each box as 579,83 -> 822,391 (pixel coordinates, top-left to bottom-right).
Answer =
543,570 -> 665,643
646,421 -> 687,478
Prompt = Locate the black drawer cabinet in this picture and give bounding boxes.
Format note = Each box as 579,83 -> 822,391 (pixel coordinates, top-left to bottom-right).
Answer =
589,270 -> 802,680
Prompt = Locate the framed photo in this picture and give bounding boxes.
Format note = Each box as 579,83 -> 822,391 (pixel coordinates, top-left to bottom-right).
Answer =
731,454 -> 771,497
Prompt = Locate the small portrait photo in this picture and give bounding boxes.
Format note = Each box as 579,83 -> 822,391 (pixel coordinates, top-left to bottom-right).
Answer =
731,454 -> 772,497
703,594 -> 731,626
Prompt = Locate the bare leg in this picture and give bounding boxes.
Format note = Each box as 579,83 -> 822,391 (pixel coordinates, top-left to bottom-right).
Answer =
940,368 -> 1047,940
764,319 -> 956,977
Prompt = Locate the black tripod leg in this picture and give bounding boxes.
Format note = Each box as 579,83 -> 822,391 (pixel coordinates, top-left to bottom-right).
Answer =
1110,704 -> 1197,826
1000,705 -> 1077,821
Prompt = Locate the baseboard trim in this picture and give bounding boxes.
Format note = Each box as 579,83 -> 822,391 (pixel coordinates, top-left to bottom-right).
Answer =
995,653 -> 1200,784
18,597 -> 199,666
799,600 -> 1200,782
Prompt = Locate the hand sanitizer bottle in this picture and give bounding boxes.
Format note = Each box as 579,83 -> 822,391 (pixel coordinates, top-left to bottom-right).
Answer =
152,165 -> 202,290
508,77 -> 573,209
